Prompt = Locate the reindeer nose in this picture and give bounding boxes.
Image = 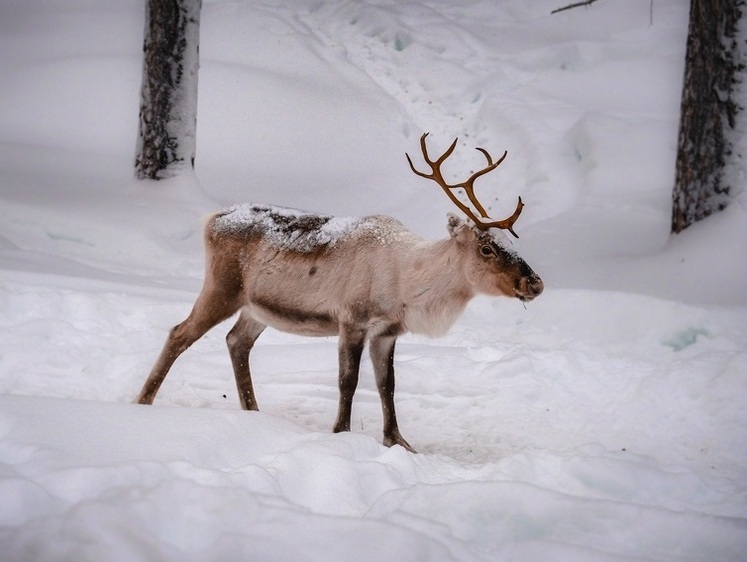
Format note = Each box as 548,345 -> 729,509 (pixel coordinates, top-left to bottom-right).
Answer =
529,275 -> 544,297
519,274 -> 544,301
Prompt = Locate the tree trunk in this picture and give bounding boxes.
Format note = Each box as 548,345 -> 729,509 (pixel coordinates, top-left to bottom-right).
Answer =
135,0 -> 202,180
671,0 -> 744,234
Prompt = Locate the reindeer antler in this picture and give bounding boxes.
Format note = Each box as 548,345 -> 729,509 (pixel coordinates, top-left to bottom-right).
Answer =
406,132 -> 524,238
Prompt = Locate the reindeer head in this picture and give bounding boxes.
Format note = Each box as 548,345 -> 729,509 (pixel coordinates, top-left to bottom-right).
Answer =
407,133 -> 543,302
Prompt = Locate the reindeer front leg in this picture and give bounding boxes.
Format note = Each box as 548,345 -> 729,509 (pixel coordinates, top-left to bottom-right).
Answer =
332,324 -> 366,434
369,333 -> 416,453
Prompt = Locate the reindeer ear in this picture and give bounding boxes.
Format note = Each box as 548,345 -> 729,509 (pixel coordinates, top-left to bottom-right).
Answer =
447,213 -> 465,237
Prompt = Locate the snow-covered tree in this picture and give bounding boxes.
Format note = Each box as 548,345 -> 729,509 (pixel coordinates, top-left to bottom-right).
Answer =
671,0 -> 745,233
135,0 -> 202,180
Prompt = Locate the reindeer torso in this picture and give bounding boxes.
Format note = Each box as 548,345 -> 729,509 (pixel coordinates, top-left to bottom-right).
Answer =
205,204 -> 472,338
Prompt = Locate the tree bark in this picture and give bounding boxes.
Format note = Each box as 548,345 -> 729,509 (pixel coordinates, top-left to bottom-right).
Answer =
671,0 -> 744,233
135,0 -> 202,180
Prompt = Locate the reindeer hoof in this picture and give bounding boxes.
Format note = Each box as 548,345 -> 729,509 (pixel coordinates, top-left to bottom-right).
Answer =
383,432 -> 417,454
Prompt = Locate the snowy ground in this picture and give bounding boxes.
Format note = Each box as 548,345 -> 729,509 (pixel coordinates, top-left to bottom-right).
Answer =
1,0 -> 746,560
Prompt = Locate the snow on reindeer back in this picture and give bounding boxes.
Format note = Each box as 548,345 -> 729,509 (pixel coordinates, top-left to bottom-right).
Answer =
210,203 -> 403,253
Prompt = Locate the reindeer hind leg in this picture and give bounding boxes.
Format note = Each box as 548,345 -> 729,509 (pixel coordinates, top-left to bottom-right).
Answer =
136,285 -> 242,405
226,309 -> 266,411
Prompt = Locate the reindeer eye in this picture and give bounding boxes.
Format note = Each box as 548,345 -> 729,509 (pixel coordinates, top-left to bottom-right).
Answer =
479,245 -> 494,257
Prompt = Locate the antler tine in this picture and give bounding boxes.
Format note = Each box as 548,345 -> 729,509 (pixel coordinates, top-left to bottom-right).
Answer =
406,133 -> 524,238
473,196 -> 524,238
406,133 -> 459,186
421,132 -> 458,168
406,155 -> 479,223
406,133 -> 476,221
461,147 -> 508,218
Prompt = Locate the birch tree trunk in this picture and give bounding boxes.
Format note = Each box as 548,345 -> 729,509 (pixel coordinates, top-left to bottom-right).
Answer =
671,0 -> 744,233
135,0 -> 202,180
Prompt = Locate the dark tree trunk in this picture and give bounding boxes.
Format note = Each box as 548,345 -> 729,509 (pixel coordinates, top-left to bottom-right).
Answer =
135,0 -> 202,180
672,0 -> 745,233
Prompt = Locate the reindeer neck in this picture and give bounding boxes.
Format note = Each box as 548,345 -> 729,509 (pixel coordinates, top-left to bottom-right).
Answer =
400,237 -> 474,337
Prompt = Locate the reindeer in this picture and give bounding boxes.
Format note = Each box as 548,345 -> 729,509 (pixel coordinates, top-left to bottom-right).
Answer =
136,133 -> 543,452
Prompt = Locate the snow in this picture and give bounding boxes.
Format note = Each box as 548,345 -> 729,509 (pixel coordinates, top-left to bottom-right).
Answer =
1,0 -> 746,560
211,203 -> 369,252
